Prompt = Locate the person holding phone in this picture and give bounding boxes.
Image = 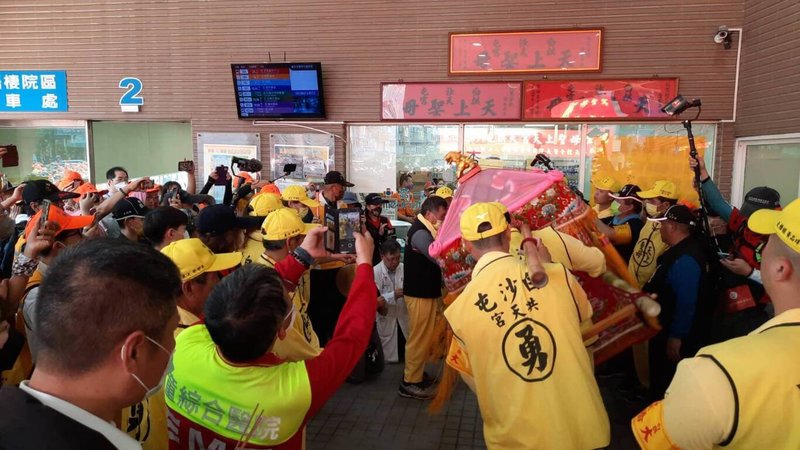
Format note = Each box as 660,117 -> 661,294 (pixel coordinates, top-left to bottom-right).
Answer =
198,167 -> 233,206
690,155 -> 781,340
165,229 -> 377,449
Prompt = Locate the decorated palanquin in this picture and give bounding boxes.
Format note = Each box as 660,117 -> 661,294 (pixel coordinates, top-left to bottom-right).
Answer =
429,157 -> 660,366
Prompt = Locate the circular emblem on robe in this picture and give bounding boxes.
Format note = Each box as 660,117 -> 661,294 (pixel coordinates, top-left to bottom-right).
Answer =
502,318 -> 557,382
633,237 -> 656,268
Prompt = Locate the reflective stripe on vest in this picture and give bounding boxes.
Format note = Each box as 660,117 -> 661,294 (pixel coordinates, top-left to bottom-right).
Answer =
165,325 -> 312,446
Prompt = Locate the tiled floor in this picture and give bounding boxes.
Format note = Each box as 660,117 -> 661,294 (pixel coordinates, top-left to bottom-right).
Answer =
307,361 -> 646,449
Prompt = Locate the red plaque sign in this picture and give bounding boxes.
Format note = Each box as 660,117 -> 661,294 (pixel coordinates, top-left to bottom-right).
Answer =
381,82 -> 522,121
449,29 -> 603,75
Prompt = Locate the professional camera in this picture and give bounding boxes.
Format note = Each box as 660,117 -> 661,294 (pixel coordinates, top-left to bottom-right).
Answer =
231,156 -> 263,173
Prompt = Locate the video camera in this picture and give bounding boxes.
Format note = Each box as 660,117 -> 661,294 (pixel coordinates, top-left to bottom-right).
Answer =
231,156 -> 263,173
661,95 -> 702,116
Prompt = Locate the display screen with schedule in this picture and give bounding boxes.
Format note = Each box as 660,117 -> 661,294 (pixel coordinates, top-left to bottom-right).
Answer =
232,63 -> 325,119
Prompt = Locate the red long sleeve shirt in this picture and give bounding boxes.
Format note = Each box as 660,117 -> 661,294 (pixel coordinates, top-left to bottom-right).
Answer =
168,263 -> 377,450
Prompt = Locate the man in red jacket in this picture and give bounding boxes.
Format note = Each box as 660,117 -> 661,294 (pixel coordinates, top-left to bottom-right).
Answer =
165,230 -> 377,449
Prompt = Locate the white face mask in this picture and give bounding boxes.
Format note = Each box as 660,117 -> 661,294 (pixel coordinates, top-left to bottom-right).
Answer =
122,335 -> 172,401
114,181 -> 127,192
645,203 -> 660,218
278,302 -> 297,340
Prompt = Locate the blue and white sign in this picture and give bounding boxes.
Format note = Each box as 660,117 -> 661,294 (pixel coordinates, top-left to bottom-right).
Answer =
0,70 -> 68,112
119,77 -> 143,112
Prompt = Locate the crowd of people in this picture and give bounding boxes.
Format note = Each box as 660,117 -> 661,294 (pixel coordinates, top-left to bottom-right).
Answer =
0,150 -> 797,450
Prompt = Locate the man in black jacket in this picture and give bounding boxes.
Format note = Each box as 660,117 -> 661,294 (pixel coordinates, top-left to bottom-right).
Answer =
0,238 -> 181,449
400,195 -> 448,399
644,205 -> 715,398
364,193 -> 395,265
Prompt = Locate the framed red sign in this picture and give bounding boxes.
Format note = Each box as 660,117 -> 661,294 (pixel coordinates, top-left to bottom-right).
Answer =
381,82 -> 522,121
449,28 -> 603,75
523,78 -> 679,120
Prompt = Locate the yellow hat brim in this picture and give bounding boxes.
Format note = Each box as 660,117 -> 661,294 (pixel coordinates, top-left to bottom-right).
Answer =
747,208 -> 780,235
300,198 -> 321,208
206,251 -> 243,273
637,188 -> 660,199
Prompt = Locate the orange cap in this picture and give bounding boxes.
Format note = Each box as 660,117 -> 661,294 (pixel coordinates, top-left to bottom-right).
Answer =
74,183 -> 109,196
234,172 -> 254,189
260,183 -> 281,196
24,204 -> 94,240
56,170 -> 84,190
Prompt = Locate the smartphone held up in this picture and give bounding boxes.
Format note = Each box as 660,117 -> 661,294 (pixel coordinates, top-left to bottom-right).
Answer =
325,207 -> 361,254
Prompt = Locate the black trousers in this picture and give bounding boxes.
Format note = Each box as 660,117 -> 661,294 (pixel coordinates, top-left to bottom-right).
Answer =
307,268 -> 347,347
648,333 -> 677,399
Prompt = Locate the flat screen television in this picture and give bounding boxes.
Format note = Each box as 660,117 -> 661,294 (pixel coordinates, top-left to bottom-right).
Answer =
231,62 -> 325,119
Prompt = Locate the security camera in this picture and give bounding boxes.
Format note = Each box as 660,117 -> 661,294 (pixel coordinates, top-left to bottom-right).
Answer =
714,26 -> 732,49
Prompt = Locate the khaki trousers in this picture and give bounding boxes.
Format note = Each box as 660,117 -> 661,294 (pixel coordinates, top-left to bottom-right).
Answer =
403,295 -> 440,383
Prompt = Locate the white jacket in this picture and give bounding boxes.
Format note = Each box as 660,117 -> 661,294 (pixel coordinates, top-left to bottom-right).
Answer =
373,261 -> 408,363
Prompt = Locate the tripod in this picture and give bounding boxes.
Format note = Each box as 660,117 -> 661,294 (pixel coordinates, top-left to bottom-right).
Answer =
683,119 -> 721,253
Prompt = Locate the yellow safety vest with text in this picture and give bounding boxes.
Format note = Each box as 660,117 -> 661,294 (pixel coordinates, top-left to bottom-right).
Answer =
165,325 -> 312,446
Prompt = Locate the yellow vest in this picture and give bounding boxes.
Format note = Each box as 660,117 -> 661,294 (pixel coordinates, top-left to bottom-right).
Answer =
444,252 -> 610,449
628,220 -> 668,287
696,321 -> 800,449
256,254 -> 321,361
240,231 -> 264,265
166,325 -> 312,446
511,227 -> 606,278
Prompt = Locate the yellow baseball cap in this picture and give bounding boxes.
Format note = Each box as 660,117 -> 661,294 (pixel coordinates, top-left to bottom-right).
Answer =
435,186 -> 454,199
638,180 -> 678,200
249,193 -> 282,217
281,185 -> 320,208
161,238 -> 242,282
491,201 -> 508,215
748,198 -> 800,253
261,207 -> 319,241
460,202 -> 508,241
592,175 -> 621,192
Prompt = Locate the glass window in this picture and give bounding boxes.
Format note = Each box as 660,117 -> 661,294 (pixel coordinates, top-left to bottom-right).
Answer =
349,124 -> 459,195
582,123 -> 717,206
464,124 -> 583,190
743,142 -> 800,204
349,122 -> 718,208
0,122 -> 89,185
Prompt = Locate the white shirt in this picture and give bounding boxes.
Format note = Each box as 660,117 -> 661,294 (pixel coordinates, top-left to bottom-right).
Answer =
19,381 -> 141,450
